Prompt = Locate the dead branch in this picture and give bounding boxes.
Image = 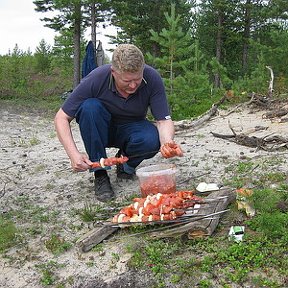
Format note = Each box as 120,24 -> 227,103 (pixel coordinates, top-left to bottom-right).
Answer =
247,92 -> 270,107
0,173 -> 12,199
262,108 -> 288,120
266,66 -> 274,98
0,183 -> 7,199
211,128 -> 288,151
174,95 -> 227,131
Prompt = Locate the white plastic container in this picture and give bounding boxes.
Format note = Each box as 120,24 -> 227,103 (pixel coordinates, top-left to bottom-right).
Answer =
136,164 -> 177,197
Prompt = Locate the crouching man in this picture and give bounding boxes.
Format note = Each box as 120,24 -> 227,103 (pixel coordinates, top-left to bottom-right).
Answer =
54,44 -> 182,202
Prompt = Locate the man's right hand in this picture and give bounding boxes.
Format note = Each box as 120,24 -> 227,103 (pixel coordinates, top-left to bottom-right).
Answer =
55,108 -> 93,172
70,152 -> 93,172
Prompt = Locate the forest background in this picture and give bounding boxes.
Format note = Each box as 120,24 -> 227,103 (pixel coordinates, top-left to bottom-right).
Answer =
0,0 -> 288,120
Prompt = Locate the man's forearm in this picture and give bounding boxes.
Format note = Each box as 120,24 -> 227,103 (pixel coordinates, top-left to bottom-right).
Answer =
54,109 -> 78,159
156,119 -> 175,145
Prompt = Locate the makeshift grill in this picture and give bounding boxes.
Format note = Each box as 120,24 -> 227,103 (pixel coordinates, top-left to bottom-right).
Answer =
76,187 -> 235,252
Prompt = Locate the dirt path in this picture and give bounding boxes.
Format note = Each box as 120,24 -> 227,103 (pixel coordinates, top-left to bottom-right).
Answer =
1,103 -> 288,287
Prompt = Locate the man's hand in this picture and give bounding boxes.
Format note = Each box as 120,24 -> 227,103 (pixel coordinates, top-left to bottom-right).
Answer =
160,142 -> 183,158
70,152 -> 93,172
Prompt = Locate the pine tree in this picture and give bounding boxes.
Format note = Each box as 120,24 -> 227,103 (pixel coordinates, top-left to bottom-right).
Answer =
147,3 -> 211,119
34,39 -> 52,73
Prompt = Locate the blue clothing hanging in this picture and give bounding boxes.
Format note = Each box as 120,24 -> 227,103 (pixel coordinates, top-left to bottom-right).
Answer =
82,41 -> 97,78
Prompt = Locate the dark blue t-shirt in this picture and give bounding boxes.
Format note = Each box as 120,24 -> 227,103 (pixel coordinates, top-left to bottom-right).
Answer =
62,64 -> 171,124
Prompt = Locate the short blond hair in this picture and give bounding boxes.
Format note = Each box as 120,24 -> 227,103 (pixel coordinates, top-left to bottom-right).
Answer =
112,44 -> 145,73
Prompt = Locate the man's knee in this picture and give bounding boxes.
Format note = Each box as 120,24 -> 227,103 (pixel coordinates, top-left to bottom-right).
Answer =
80,98 -> 103,114
135,132 -> 159,151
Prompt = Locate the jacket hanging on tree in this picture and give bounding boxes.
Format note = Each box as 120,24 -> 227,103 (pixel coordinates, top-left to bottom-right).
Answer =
82,41 -> 97,78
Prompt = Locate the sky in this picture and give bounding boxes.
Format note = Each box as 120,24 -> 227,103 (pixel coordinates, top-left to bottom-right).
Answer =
0,0 -> 116,57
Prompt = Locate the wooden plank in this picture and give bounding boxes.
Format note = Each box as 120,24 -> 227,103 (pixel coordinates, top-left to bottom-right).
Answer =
151,187 -> 235,239
76,224 -> 119,252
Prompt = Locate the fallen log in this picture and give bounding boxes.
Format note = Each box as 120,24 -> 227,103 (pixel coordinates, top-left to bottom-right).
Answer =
211,131 -> 266,148
211,129 -> 288,151
247,92 -> 270,107
175,95 -> 227,131
263,108 -> 288,119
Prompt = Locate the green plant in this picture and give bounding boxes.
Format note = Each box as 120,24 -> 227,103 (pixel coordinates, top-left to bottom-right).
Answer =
251,275 -> 283,288
198,279 -> 213,288
245,187 -> 288,240
91,243 -> 105,253
111,252 -> 120,262
235,161 -> 254,174
29,136 -> 41,146
41,268 -> 55,286
77,203 -> 98,222
170,273 -> 181,284
86,261 -> 95,267
33,164 -> 46,173
36,260 -> 64,286
45,234 -> 72,255
199,255 -> 214,273
258,172 -> 286,184
45,183 -> 55,190
78,204 -> 109,223
0,215 -> 17,252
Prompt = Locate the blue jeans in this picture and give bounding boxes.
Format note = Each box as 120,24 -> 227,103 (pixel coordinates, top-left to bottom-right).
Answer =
75,98 -> 160,173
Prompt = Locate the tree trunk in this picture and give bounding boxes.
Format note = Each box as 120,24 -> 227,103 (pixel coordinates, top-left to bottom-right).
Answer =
91,2 -> 97,61
73,2 -> 81,88
214,7 -> 223,88
242,0 -> 251,75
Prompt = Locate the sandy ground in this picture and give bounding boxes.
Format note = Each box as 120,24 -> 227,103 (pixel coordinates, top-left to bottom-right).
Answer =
1,101 -> 288,287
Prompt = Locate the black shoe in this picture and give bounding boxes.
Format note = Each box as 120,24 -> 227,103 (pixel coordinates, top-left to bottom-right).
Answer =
115,150 -> 136,180
94,170 -> 115,202
116,163 -> 136,180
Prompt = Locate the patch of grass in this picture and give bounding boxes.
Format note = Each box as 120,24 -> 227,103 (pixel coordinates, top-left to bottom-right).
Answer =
33,164 -> 46,173
216,240 -> 266,281
258,171 -> 286,184
0,215 -> 18,253
223,157 -> 288,190
35,260 -> 65,286
45,183 -> 56,190
251,275 -> 285,288
91,243 -> 105,253
77,203 -> 98,222
16,137 -> 28,147
76,203 -> 113,222
49,131 -> 57,138
7,199 -> 51,237
235,161 -> 254,173
243,187 -> 288,240
29,136 -> 41,146
198,279 -> 213,288
11,198 -> 59,226
128,238 -> 183,276
0,97 -> 63,117
45,234 -> 72,255
109,252 -> 121,268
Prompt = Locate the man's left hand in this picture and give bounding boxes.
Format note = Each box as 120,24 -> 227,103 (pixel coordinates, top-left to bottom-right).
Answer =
160,142 -> 183,158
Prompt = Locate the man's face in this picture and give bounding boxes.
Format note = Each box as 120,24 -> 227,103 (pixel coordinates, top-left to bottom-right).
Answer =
111,68 -> 143,96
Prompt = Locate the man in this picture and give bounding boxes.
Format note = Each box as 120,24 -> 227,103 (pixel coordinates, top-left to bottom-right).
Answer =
54,44 -> 183,202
